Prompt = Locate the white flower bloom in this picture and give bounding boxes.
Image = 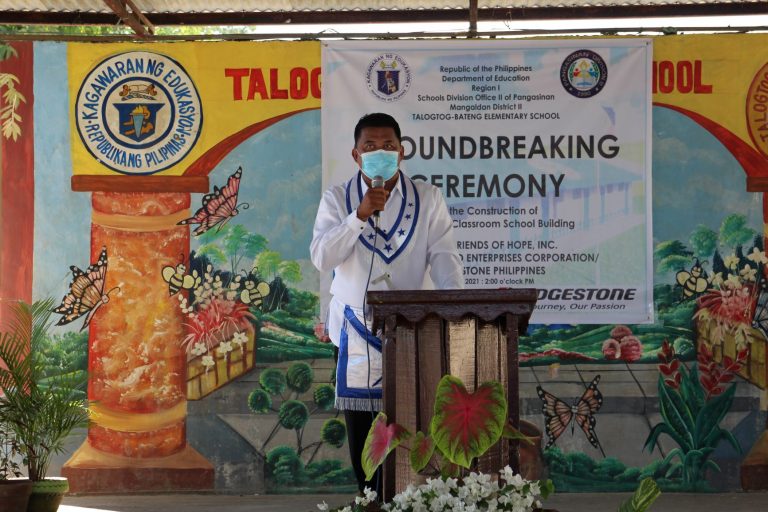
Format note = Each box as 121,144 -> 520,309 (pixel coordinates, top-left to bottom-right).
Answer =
201,355 -> 215,371
191,342 -> 207,356
352,466 -> 543,512
316,501 -> 328,511
364,487 -> 378,503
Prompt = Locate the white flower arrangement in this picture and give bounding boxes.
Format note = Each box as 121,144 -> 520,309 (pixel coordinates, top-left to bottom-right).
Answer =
318,467 -> 545,512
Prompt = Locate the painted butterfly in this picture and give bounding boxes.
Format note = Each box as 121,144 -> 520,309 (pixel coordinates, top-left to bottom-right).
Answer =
53,246 -> 120,331
178,167 -> 249,236
536,375 -> 605,456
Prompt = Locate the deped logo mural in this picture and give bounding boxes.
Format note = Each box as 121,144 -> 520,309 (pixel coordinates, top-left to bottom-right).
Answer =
75,51 -> 202,174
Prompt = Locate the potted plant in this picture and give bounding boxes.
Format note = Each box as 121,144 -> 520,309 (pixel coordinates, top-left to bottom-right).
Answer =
0,299 -> 89,512
0,425 -> 32,512
321,375 -> 555,512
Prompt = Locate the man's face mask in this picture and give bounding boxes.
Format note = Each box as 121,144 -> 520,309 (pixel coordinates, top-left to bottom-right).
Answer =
360,149 -> 399,181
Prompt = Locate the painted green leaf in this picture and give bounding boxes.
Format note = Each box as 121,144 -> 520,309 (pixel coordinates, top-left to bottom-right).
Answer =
429,375 -> 507,468
362,412 -> 411,482
656,375 -> 694,450
409,431 -> 435,473
694,383 -> 736,447
618,477 -> 661,512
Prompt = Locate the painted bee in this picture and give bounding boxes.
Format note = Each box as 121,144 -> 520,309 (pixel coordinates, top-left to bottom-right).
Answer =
162,262 -> 201,296
240,276 -> 270,306
676,258 -> 709,298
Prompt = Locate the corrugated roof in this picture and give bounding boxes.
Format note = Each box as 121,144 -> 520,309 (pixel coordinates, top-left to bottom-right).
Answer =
2,0 -> 767,13
0,0 -> 765,38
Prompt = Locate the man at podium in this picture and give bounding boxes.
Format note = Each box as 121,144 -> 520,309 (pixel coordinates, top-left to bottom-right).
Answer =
310,113 -> 463,494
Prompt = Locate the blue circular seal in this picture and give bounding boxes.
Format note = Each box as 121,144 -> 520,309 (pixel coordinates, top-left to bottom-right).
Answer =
366,53 -> 412,102
75,51 -> 203,174
560,50 -> 608,99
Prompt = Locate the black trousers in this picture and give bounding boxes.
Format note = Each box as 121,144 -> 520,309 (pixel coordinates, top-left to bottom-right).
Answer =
344,408 -> 382,496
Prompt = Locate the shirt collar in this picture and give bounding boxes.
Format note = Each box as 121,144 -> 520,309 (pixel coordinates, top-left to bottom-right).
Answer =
359,170 -> 404,199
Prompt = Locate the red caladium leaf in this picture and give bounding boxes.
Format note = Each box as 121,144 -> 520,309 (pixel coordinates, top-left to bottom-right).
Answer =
430,375 -> 507,469
362,412 -> 411,482
723,356 -> 734,368
664,378 -> 679,389
409,431 -> 435,473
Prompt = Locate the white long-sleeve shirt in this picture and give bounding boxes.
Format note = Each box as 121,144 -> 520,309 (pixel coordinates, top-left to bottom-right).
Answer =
311,170 -> 464,320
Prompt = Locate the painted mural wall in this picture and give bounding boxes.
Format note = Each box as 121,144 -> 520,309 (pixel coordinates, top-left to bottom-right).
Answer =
0,34 -> 766,494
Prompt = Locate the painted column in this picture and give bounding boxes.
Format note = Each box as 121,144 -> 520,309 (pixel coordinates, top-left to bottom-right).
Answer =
63,179 -> 214,493
0,41 -> 34,329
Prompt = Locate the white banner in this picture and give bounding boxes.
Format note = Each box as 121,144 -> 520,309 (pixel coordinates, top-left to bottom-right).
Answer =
322,39 -> 653,324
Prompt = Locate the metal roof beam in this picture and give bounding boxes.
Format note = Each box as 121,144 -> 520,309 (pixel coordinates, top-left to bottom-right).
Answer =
0,3 -> 766,27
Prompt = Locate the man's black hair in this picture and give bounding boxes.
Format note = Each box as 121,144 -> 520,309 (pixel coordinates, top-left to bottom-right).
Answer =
353,113 -> 401,145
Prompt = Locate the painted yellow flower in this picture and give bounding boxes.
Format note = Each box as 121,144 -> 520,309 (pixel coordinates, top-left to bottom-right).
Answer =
724,254 -> 740,269
725,273 -> 742,288
740,265 -> 758,282
747,247 -> 768,265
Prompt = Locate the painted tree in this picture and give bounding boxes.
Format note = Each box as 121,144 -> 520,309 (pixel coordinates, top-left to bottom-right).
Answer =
688,224 -> 718,260
196,223 -> 268,276
719,213 -> 755,250
654,240 -> 692,275
247,363 -> 344,472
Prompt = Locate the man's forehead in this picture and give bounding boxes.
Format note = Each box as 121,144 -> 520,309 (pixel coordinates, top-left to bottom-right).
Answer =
359,126 -> 398,142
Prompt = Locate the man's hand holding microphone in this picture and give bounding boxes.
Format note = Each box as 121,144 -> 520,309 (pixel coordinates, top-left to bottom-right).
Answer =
356,175 -> 387,223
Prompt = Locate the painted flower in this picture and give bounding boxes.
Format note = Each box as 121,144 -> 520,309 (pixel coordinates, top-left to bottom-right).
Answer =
740,265 -> 757,281
747,247 -> 768,265
191,342 -> 207,356
609,325 -> 633,340
602,338 -> 621,360
724,254 -> 740,269
201,355 -> 215,371
216,341 -> 233,355
710,271 -> 724,287
232,330 -> 248,346
725,272 -> 742,288
619,335 -> 643,362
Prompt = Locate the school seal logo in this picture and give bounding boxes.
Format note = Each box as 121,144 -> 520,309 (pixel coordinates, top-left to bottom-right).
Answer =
560,49 -> 608,98
366,53 -> 412,102
75,51 -> 203,174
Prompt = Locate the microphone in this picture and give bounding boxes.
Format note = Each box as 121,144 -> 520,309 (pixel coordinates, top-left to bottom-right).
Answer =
371,175 -> 385,224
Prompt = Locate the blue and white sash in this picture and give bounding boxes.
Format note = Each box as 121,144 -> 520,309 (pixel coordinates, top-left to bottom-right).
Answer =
336,305 -> 383,411
345,172 -> 421,264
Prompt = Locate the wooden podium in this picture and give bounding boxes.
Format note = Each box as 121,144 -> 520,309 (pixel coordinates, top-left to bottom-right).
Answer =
367,289 -> 537,501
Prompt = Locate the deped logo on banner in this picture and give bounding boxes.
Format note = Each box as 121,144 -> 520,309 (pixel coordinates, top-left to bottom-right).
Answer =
560,49 -> 608,99
366,53 -> 412,102
75,51 -> 203,174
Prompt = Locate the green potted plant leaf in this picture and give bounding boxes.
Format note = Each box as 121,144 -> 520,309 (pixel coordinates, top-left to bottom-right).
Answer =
358,374 -> 555,512
0,299 -> 89,512
0,425 -> 32,512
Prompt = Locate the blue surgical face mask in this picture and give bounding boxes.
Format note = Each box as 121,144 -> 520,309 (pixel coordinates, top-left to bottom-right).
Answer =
360,150 -> 399,181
